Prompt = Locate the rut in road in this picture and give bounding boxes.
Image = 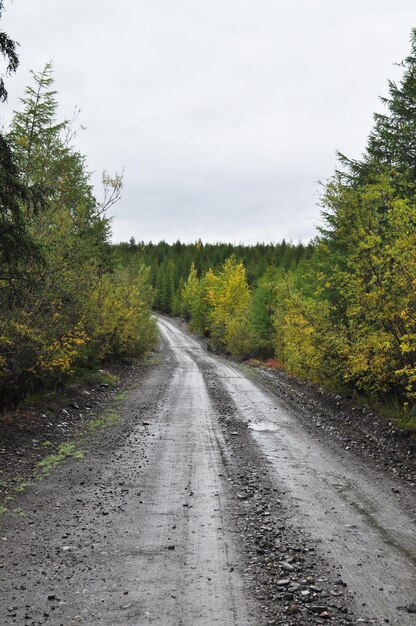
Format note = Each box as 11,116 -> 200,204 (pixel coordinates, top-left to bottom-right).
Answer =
158,316 -> 416,625
1,318 -> 259,625
117,322 -> 255,624
0,315 -> 414,626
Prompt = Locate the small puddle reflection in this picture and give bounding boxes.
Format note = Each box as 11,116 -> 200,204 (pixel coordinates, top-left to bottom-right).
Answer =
248,421 -> 279,432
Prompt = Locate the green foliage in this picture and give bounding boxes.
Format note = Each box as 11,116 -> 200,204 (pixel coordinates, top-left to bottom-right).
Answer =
269,29 -> 416,407
182,256 -> 259,356
248,269 -> 282,357
182,263 -> 212,334
0,1 -> 19,103
312,31 -> 416,402
113,239 -> 314,318
82,266 -> 157,362
0,134 -> 43,308
0,31 -> 44,309
87,409 -> 120,432
205,256 -> 252,354
0,65 -> 157,408
167,28 -> 416,418
318,173 -> 416,397
35,442 -> 85,478
366,28 -> 416,177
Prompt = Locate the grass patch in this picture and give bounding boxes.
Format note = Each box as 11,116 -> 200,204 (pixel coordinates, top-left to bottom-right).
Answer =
388,405 -> 416,430
357,395 -> 416,430
0,443 -> 86,507
95,371 -> 119,386
74,368 -> 119,387
237,363 -> 262,380
18,367 -> 120,414
146,354 -> 162,366
13,478 -> 32,494
0,370 -> 128,509
114,391 -> 128,401
394,417 -> 416,430
13,506 -> 25,516
35,442 -> 85,478
87,409 -> 120,432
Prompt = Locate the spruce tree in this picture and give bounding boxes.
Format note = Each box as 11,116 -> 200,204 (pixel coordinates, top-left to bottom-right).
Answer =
0,1 -> 42,306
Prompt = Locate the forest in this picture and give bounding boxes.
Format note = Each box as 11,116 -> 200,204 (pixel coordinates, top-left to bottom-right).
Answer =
115,30 -> 416,422
114,239 -> 314,316
0,11 -> 415,427
0,60 -> 157,408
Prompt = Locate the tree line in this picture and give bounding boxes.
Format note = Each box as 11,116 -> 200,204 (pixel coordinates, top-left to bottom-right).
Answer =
117,30 -> 416,417
114,239 -> 314,315
2,10 -> 415,421
0,25 -> 157,408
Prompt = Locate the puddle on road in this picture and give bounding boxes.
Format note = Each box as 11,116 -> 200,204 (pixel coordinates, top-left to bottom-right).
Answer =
248,421 -> 279,432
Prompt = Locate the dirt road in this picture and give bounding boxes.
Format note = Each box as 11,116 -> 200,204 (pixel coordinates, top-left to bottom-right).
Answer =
1,316 -> 415,625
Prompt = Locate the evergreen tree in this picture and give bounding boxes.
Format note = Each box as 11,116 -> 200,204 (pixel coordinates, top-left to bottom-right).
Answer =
0,65 -> 157,407
315,29 -> 416,399
0,135 -> 42,306
0,0 -> 18,103
367,27 -> 416,178
0,1 -> 42,307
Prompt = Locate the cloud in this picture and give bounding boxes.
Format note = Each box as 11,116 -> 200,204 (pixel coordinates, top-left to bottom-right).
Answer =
1,0 -> 416,243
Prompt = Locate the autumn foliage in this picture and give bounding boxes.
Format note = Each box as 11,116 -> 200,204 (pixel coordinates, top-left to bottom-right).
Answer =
180,31 -> 416,408
182,257 -> 257,356
0,65 -> 157,407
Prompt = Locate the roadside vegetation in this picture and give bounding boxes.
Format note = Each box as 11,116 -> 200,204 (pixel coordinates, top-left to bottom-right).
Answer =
116,30 -> 416,425
1,7 -> 415,429
0,368 -> 132,513
0,54 -> 157,409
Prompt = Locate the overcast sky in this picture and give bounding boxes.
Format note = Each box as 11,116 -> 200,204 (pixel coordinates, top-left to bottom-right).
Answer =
1,1 -> 416,244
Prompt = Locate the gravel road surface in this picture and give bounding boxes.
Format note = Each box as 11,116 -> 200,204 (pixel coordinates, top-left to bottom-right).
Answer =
0,316 -> 415,625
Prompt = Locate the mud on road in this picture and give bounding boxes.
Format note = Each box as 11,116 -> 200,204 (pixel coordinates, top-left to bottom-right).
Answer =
0,316 -> 415,625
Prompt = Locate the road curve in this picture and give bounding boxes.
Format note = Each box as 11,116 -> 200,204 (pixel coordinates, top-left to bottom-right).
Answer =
0,315 -> 415,626
158,316 -> 416,625
120,319 -> 257,625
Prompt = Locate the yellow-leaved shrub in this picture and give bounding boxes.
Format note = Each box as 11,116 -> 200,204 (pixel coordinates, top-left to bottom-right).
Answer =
83,267 -> 157,362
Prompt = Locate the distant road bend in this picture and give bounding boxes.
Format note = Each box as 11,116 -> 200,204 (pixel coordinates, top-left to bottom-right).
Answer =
0,315 -> 415,625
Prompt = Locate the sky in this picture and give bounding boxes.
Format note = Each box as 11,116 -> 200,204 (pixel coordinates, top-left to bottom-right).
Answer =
1,1 -> 416,245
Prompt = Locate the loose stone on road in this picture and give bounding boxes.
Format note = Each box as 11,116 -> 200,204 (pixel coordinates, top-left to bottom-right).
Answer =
0,315 -> 415,625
